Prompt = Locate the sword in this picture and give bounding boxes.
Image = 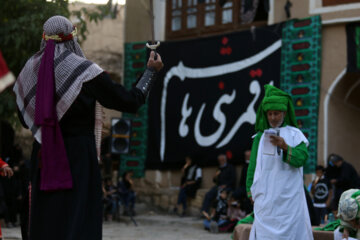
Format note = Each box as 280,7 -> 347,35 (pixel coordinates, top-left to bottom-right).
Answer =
146,0 -> 160,60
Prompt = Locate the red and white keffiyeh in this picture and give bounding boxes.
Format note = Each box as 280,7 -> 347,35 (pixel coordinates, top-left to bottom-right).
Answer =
0,51 -> 15,93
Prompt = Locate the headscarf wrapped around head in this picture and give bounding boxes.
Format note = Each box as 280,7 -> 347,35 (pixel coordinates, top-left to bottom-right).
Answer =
255,85 -> 297,132
14,16 -> 104,191
338,189 -> 360,221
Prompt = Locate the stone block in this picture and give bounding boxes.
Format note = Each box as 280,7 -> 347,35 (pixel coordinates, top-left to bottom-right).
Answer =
201,167 -> 218,188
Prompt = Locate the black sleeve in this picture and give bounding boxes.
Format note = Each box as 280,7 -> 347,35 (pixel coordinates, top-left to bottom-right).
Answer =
326,178 -> 332,189
217,165 -> 236,188
336,164 -> 352,188
17,108 -> 28,129
83,72 -> 145,113
222,165 -> 236,188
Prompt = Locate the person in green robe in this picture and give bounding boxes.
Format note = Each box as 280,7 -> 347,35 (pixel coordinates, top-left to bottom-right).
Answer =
246,85 -> 313,240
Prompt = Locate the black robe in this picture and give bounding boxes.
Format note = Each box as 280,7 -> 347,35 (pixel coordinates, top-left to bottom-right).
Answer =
20,72 -> 145,240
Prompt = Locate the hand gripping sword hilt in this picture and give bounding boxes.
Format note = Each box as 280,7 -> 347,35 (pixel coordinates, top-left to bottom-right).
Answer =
146,41 -> 160,60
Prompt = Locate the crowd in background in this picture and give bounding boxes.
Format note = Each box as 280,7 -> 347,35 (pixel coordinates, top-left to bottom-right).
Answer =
168,150 -> 360,234
168,152 -> 252,233
102,170 -> 136,222
198,152 -> 253,233
309,153 -> 359,225
0,139 -> 358,234
100,150 -> 254,232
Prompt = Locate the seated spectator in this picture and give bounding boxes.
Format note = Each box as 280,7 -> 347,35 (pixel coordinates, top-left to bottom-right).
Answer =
201,154 -> 236,216
227,199 -> 246,221
334,189 -> 360,239
103,178 -> 117,221
311,165 -> 332,224
203,189 -> 229,233
118,171 -> 136,216
173,156 -> 202,216
215,199 -> 248,233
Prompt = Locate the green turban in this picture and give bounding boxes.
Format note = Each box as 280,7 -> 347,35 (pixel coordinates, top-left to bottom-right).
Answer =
255,85 -> 297,132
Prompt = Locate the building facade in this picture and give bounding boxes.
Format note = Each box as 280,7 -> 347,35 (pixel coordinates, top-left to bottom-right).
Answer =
119,0 -> 360,212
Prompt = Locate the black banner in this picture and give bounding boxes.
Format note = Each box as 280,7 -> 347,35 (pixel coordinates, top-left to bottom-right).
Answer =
346,22 -> 360,73
147,24 -> 283,169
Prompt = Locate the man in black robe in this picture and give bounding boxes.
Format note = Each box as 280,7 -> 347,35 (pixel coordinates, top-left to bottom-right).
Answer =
329,154 -> 359,211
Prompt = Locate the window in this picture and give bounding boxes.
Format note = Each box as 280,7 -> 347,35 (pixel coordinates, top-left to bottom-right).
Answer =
204,0 -> 216,26
171,0 -> 182,31
322,0 -> 360,6
166,0 -> 268,40
187,0 -> 198,29
222,1 -> 233,24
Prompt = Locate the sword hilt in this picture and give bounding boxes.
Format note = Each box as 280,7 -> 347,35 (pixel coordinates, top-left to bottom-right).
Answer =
146,41 -> 160,60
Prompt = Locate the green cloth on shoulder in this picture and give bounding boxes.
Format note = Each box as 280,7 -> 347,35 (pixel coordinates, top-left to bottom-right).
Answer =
236,212 -> 254,225
246,133 -> 262,196
313,219 -> 340,231
314,219 -> 358,238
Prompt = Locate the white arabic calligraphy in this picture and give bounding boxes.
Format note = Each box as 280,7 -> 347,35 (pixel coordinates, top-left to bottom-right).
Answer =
217,80 -> 263,148
160,39 -> 282,161
179,93 -> 192,137
178,80 -> 273,149
194,90 -> 236,147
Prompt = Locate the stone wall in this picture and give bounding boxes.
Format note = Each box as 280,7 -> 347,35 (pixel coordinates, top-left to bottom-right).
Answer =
132,166 -> 244,215
131,165 -> 314,215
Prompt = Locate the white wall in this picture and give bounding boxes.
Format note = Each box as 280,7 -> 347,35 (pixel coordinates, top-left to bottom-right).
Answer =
154,0 -> 166,41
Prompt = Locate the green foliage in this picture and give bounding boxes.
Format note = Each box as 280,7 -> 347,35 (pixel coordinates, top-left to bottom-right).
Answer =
0,0 -> 70,76
0,0 -> 115,124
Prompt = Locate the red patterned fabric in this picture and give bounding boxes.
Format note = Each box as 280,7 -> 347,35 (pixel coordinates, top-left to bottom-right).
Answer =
0,51 -> 15,93
0,158 -> 8,169
0,51 -> 9,78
